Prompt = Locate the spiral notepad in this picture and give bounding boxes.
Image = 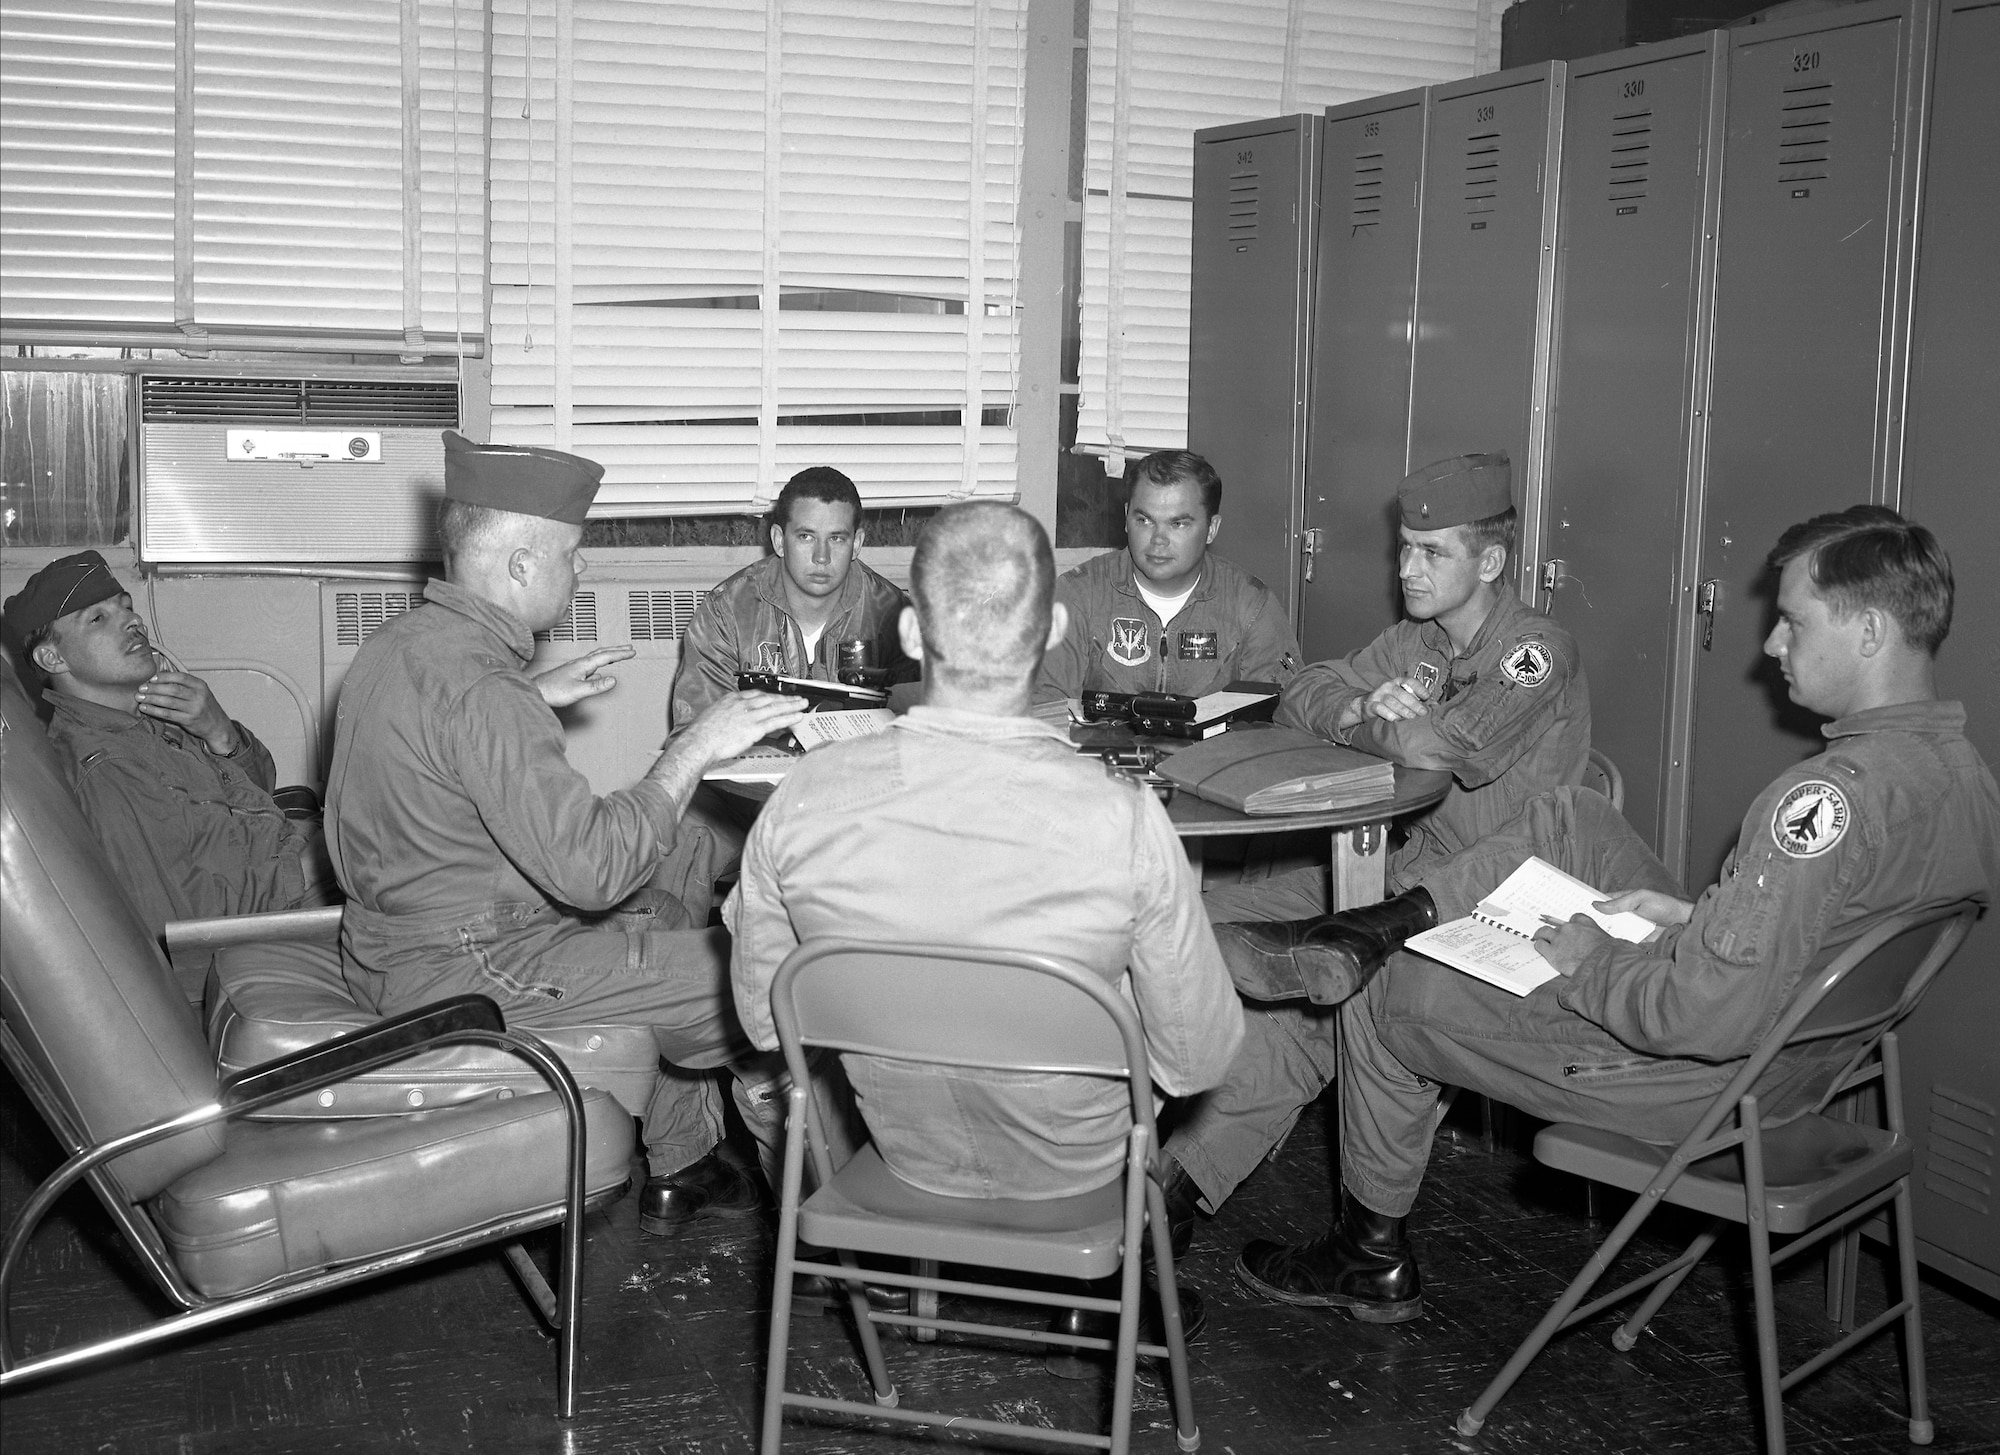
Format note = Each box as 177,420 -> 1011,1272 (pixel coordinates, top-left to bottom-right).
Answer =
1403,857 -> 1658,998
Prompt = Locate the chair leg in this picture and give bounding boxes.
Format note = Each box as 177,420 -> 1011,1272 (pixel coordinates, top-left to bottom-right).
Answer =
1891,1179 -> 1934,1445
1743,1117 -> 1788,1455
834,1247 -> 899,1404
911,1259 -> 940,1342
1147,1177 -> 1201,1453
1613,1217 -> 1724,1351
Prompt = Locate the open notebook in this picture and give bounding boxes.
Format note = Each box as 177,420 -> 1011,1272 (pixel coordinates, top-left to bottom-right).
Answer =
1403,856 -> 1657,996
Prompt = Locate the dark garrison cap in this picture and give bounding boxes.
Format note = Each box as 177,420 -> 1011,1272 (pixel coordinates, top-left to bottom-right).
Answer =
1398,452 -> 1512,530
2,550 -> 125,655
442,429 -> 605,526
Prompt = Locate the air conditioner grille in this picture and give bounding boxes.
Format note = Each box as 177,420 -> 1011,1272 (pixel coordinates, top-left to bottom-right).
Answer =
334,591 -> 421,647
629,590 -> 702,641
536,592 -> 599,644
144,376 -> 459,427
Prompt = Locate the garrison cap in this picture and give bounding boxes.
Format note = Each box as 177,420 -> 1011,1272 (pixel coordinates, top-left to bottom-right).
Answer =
2,550 -> 125,655
442,429 -> 604,526
1398,453 -> 1512,530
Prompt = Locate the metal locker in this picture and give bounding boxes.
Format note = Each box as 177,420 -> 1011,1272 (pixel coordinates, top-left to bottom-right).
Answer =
1188,115 -> 1323,621
1677,0 -> 1931,886
1407,62 -> 1565,593
1537,35 -> 1726,859
1891,0 -> 2000,1302
1297,87 -> 1428,661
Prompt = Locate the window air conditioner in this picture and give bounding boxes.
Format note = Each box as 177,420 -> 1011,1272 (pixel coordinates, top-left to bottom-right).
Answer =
138,374 -> 459,562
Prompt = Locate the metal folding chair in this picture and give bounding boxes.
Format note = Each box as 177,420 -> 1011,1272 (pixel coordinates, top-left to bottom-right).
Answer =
760,941 -> 1202,1455
1456,900 -> 1980,1453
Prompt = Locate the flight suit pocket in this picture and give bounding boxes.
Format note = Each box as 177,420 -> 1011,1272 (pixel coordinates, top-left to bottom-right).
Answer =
1697,852 -> 1785,967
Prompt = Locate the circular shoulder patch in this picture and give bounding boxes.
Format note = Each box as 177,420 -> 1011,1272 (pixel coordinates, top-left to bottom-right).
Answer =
1771,780 -> 1851,858
1500,639 -> 1554,687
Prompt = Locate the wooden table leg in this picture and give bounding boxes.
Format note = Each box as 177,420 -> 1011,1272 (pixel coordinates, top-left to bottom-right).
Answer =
1330,820 -> 1386,910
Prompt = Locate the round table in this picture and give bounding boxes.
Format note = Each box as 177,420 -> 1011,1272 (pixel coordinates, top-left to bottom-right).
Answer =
1167,764 -> 1452,909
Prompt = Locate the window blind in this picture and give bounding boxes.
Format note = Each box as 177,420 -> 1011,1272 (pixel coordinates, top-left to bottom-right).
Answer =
1077,0 -> 1489,467
487,0 -> 1027,516
0,0 -> 485,352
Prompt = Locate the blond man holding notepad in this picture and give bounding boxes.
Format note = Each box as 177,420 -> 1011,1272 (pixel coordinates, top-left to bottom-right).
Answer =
1223,507 -> 1997,1322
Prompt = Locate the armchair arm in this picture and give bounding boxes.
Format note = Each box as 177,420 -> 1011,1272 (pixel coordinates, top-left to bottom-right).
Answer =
165,904 -> 344,956
221,994 -> 507,1109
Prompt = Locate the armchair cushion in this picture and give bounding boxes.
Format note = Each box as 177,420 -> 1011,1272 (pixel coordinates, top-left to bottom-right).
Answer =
155,1084 -> 635,1298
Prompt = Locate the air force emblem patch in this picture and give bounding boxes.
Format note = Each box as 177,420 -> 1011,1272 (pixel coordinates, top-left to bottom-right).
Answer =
1108,617 -> 1151,667
755,641 -> 787,673
1772,780 -> 1850,858
1500,639 -> 1554,687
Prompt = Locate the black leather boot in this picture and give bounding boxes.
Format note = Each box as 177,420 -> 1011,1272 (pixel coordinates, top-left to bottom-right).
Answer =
1211,887 -> 1438,1004
637,1152 -> 763,1235
1233,1188 -> 1423,1322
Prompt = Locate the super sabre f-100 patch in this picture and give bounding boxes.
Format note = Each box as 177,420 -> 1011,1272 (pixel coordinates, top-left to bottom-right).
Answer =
1108,617 -> 1151,667
1500,639 -> 1554,687
1772,780 -> 1851,858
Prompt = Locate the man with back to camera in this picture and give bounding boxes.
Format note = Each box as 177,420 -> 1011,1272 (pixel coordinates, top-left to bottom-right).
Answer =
2,551 -> 336,994
670,465 -> 916,729
326,430 -> 815,1234
1211,505 -> 1996,1318
1153,452 -> 1590,1254
1035,449 -> 1301,704
728,499 -> 1246,1359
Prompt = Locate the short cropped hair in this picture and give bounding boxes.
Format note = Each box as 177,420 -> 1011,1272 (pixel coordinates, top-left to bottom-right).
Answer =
1459,506 -> 1518,563
437,498 -> 513,567
910,501 -> 1054,693
1130,450 -> 1222,518
1768,504 -> 1953,654
772,466 -> 863,532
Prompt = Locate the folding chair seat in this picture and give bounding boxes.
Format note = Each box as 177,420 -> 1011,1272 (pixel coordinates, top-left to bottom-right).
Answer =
1456,900 -> 1979,1454
760,941 -> 1202,1455
0,659 -> 632,1413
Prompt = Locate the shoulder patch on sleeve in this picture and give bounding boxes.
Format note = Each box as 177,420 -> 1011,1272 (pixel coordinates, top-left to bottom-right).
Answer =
1499,638 -> 1555,687
1772,779 -> 1851,858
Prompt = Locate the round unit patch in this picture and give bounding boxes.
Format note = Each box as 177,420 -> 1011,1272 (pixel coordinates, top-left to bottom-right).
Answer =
1500,639 -> 1554,687
1771,780 -> 1850,858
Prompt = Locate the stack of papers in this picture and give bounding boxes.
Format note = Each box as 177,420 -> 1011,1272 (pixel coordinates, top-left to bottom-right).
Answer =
1155,726 -> 1394,814
1404,856 -> 1659,996
703,708 -> 896,784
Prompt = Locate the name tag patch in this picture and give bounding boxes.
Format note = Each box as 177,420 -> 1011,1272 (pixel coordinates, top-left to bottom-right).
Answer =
1178,630 -> 1218,660
1500,640 -> 1554,687
1108,617 -> 1151,667
1772,780 -> 1850,858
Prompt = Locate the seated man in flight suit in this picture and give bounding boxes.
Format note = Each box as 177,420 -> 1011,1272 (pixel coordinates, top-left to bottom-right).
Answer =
1212,505 -> 1997,1318
670,465 -> 916,728
729,499 -> 1245,1355
326,430 -> 813,1234
1036,449 -> 1301,703
1158,452 -> 1589,1251
3,551 -> 337,994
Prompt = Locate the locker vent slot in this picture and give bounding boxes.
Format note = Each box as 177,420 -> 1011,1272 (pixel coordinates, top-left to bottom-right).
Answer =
629,589 -> 702,641
1608,108 -> 1652,207
1464,127 -> 1500,214
333,591 -> 420,647
535,591 -> 598,644
143,376 -> 459,426
1778,80 -> 1833,184
1923,1081 -> 1994,1214
1351,150 -> 1385,225
1227,170 -> 1259,250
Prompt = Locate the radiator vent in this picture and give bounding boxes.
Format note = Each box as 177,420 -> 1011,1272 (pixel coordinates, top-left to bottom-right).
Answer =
143,376 -> 460,427
629,590 -> 703,642
536,592 -> 598,644
333,590 -> 421,647
1465,124 -> 1501,215
1609,108 -> 1652,209
1351,150 -> 1385,225
1778,80 -> 1833,186
1227,169 -> 1259,250
1923,1081 -> 1994,1214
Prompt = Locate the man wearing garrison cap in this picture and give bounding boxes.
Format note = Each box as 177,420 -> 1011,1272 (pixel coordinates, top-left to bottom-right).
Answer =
1150,453 -> 1591,1260
325,431 -> 811,1233
3,551 -> 335,997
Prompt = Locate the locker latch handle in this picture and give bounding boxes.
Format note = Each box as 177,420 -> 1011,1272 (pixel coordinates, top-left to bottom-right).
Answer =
1539,558 -> 1564,609
1697,579 -> 1719,651
1301,527 -> 1323,584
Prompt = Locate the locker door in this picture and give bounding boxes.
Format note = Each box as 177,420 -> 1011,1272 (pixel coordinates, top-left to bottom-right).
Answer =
1407,63 -> 1564,580
1297,89 -> 1426,661
1681,2 -> 1926,886
1893,0 -> 2000,1302
1539,37 -> 1724,857
1189,115 -> 1321,620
